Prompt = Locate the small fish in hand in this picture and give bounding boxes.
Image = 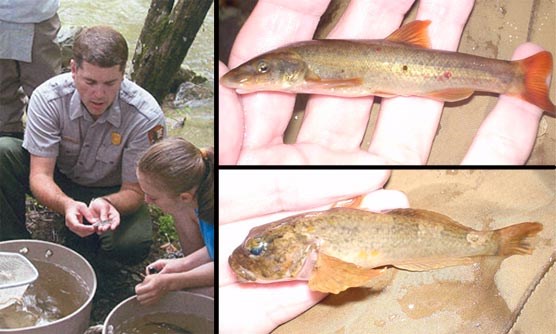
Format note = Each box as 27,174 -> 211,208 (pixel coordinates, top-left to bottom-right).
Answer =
221,20 -> 555,113
229,208 -> 543,294
92,219 -> 112,228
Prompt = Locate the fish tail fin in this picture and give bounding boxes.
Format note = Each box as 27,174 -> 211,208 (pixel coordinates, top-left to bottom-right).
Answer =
496,222 -> 543,256
515,51 -> 555,113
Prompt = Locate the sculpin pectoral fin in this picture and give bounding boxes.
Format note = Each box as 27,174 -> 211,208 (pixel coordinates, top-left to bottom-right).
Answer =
308,253 -> 383,294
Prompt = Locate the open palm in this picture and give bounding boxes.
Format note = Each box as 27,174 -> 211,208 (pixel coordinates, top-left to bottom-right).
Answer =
218,170 -> 409,333
219,0 -> 546,165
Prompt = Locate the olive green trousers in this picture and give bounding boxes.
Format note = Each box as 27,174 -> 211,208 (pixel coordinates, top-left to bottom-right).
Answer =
0,137 -> 152,265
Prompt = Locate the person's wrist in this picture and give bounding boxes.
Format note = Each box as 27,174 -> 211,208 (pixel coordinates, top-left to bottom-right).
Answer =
91,196 -> 115,207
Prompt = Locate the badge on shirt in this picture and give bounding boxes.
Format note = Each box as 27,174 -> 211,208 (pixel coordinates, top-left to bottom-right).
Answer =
148,124 -> 164,144
111,132 -> 122,145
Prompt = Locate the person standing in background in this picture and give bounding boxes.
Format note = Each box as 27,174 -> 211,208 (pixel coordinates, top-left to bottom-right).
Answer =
0,0 -> 61,139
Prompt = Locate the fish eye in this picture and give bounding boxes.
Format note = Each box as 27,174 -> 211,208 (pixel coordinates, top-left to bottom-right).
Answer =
257,61 -> 269,74
248,238 -> 267,256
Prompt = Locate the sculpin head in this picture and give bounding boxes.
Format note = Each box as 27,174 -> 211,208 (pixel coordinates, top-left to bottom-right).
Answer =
229,218 -> 316,283
220,49 -> 309,93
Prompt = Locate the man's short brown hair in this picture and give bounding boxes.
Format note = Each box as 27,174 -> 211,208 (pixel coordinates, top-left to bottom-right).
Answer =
73,26 -> 128,72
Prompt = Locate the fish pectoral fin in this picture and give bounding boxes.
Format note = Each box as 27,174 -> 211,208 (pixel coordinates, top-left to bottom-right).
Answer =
304,72 -> 364,89
360,267 -> 397,291
393,257 -> 476,271
373,90 -> 398,98
425,88 -> 475,102
308,253 -> 383,294
385,20 -> 431,49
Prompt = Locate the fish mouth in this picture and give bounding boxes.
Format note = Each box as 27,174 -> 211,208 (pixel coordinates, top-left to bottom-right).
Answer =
228,248 -> 257,282
220,70 -> 252,89
233,266 -> 257,282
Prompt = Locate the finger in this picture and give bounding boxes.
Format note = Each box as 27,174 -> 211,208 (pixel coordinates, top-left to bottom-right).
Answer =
229,0 -> 331,150
220,168 -> 390,224
239,142 -> 388,165
155,262 -> 168,273
220,282 -> 325,333
358,189 -> 410,211
297,0 -> 415,150
135,283 -> 145,295
108,211 -> 120,230
461,43 -> 547,164
79,204 -> 99,225
219,62 -> 244,165
368,0 -> 475,164
68,219 -> 95,237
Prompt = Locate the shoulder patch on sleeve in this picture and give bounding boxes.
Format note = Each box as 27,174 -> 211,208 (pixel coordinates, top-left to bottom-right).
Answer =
148,124 -> 164,144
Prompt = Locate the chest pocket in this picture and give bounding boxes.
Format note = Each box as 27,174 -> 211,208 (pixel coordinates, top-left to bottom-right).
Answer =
59,138 -> 81,165
96,143 -> 121,165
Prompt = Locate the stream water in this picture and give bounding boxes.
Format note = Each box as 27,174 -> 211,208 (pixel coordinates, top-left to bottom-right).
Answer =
0,260 -> 89,329
59,1 -> 214,147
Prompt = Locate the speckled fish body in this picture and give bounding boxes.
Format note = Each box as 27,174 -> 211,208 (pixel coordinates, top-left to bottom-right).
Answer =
229,207 -> 542,293
221,20 -> 555,113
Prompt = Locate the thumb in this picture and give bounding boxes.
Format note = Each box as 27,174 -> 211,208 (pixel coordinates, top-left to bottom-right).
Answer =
219,61 -> 244,165
81,206 -> 99,224
220,169 -> 391,224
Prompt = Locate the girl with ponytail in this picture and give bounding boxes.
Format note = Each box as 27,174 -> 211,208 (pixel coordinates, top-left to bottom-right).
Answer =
134,137 -> 214,304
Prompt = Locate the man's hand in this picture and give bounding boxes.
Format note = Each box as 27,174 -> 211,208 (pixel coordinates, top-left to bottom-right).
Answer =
64,200 -> 97,237
88,197 -> 121,233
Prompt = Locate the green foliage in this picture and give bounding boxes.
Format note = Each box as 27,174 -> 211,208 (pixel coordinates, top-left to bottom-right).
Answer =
148,205 -> 179,243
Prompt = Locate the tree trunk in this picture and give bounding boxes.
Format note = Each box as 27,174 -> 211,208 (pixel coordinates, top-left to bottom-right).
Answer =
132,0 -> 213,103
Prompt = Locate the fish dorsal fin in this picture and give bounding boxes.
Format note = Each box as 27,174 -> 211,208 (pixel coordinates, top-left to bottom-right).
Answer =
394,257 -> 477,271
385,20 -> 431,48
308,252 -> 383,294
387,208 -> 471,230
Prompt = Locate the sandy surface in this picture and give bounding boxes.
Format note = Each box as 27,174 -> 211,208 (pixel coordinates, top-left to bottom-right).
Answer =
272,170 -> 555,334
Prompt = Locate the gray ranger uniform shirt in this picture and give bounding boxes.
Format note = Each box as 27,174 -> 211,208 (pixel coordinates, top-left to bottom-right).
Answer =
23,72 -> 166,187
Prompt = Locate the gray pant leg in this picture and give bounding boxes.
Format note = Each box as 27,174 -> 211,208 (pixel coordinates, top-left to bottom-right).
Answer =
0,137 -> 30,239
0,14 -> 61,133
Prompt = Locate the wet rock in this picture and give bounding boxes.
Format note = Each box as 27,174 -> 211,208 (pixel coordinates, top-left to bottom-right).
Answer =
173,81 -> 213,109
166,116 -> 187,130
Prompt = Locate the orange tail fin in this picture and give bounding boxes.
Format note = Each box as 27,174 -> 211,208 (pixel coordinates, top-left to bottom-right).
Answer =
496,222 -> 543,256
516,51 -> 555,113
